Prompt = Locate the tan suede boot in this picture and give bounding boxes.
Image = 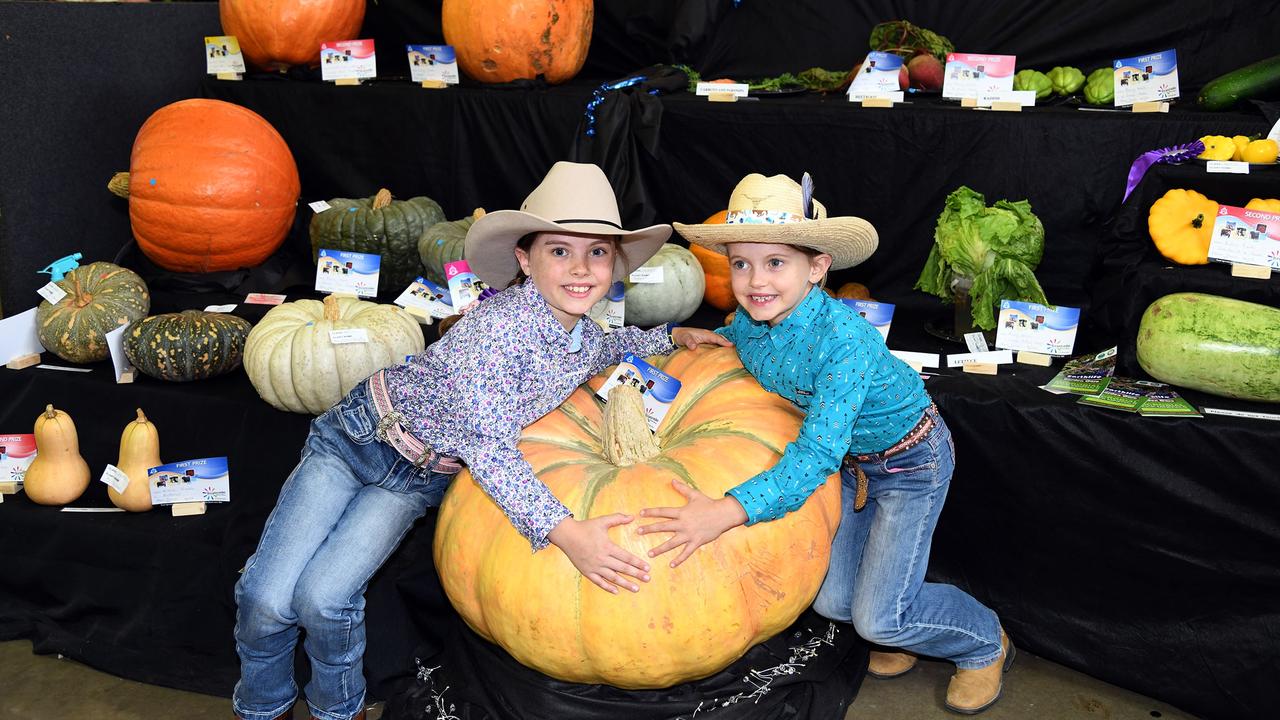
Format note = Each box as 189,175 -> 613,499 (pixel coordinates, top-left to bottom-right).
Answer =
945,629 -> 1015,715
867,650 -> 918,678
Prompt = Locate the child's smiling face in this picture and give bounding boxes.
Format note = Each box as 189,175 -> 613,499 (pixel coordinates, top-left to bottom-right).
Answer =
726,242 -> 832,326
516,231 -> 617,330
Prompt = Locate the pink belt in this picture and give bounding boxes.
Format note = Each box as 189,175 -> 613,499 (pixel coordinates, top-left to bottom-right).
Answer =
367,370 -> 464,474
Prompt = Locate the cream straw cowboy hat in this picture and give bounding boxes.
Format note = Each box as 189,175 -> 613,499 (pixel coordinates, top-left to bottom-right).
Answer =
464,161 -> 671,288
673,172 -> 878,270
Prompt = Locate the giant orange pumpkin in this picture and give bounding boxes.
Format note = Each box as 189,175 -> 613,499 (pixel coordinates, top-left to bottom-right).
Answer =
435,347 -> 841,688
687,210 -> 736,312
442,0 -> 594,84
110,99 -> 300,273
219,0 -> 365,71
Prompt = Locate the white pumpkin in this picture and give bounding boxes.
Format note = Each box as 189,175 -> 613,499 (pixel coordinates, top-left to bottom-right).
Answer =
621,243 -> 705,327
244,295 -> 425,414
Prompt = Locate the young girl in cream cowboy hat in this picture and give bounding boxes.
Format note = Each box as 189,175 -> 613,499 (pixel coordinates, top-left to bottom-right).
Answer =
640,172 -> 1013,715
232,162 -> 727,720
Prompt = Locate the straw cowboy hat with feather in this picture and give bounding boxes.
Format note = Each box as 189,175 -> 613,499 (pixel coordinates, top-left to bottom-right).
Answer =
673,172 -> 878,270
464,161 -> 671,288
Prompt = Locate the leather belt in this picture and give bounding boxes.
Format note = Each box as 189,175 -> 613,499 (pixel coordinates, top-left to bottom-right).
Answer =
844,404 -> 939,512
367,370 -> 463,474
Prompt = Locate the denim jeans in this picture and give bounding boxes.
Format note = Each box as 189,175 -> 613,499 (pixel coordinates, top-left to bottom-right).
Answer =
812,406 -> 1003,669
233,381 -> 453,720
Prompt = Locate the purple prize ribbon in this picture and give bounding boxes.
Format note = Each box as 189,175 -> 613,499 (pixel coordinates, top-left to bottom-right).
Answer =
1122,140 -> 1205,204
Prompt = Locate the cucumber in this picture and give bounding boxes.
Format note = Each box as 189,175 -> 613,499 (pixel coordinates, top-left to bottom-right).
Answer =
1197,54 -> 1280,110
1137,293 -> 1280,403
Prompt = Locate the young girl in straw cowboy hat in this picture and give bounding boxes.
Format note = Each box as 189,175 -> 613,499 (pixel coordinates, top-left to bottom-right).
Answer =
641,172 -> 1013,715
232,161 -> 728,720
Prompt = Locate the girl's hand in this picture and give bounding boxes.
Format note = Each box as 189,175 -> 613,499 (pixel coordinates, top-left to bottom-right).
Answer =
638,480 -> 748,567
548,515 -> 651,594
671,327 -> 733,350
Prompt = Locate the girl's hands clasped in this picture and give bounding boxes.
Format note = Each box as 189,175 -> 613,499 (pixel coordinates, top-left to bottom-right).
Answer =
638,479 -> 748,567
548,514 -> 651,594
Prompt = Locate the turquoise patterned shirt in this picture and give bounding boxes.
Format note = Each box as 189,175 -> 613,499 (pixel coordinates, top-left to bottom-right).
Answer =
716,286 -> 930,524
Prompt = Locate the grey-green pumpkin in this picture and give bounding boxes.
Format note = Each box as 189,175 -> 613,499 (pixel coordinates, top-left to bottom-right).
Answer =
418,208 -> 485,285
124,310 -> 253,382
310,189 -> 446,292
36,261 -> 151,364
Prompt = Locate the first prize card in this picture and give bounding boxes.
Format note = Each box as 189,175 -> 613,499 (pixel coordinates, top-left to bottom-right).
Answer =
321,39 -> 377,81
205,36 -> 246,75
848,52 -> 904,100
395,277 -> 454,319
1208,205 -> 1280,270
407,45 -> 460,84
943,53 -> 1015,99
148,457 -> 230,506
444,260 -> 486,309
1113,49 -> 1178,106
316,249 -> 381,298
995,300 -> 1080,356
0,434 -> 37,484
840,299 -> 894,340
596,354 -> 682,432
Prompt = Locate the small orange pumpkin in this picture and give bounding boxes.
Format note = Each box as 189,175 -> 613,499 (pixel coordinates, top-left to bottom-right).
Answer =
687,210 -> 735,311
834,282 -> 874,301
110,99 -> 300,273
219,0 -> 365,71
442,0 -> 594,84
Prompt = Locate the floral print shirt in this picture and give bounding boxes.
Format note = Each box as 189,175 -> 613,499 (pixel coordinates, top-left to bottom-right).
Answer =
716,286 -> 930,524
384,280 -> 674,550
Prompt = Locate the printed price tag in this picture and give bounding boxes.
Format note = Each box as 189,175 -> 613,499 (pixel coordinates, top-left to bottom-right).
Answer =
1208,205 -> 1280,270
100,463 -> 131,493
407,45 -> 460,84
203,304 -> 237,313
37,282 -> 67,305
994,300 -> 1080,356
329,329 -> 369,344
316,249 -> 381,298
943,53 -> 1016,99
1206,161 -> 1249,174
1113,49 -> 1179,106
308,200 -> 333,213
205,35 -> 247,75
629,267 -> 665,284
245,293 -> 287,305
847,52 -> 904,99
321,39 -> 377,81
148,457 -> 230,505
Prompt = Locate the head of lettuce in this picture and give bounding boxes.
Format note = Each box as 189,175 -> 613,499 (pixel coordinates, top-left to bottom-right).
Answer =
915,186 -> 1049,330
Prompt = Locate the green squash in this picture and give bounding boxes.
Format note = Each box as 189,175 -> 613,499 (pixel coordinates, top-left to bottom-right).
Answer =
418,208 -> 485,286
124,310 -> 253,382
36,262 -> 150,364
310,189 -> 446,293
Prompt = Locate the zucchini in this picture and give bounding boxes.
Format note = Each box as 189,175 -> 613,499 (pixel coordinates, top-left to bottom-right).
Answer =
1197,54 -> 1280,111
1136,293 -> 1280,403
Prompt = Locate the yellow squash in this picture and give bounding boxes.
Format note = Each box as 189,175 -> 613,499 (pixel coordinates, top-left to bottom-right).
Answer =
1148,189 -> 1220,265
1197,135 -> 1236,161
434,347 -> 841,689
1243,139 -> 1278,164
24,405 -> 91,506
110,409 -> 161,512
1246,198 -> 1280,214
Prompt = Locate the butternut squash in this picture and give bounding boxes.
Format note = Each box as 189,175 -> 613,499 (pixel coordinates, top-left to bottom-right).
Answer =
110,409 -> 161,512
24,404 -> 90,506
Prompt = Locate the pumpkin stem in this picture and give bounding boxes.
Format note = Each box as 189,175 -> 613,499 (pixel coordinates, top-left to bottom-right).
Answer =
373,188 -> 393,210
322,294 -> 342,322
135,408 -> 148,424
44,404 -> 57,419
108,172 -> 131,198
1192,213 -> 1204,229
601,384 -> 660,466
70,273 -> 91,308
471,208 -> 486,220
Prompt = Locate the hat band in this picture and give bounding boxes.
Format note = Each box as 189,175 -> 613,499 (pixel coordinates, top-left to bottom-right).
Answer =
552,217 -> 624,230
725,209 -> 808,225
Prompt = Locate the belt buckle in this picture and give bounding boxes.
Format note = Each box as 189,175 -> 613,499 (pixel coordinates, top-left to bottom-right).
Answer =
375,410 -> 405,443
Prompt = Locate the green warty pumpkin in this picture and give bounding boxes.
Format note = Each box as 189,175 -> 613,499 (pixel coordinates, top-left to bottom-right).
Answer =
36,262 -> 151,364
124,310 -> 253,382
310,188 -> 446,293
418,208 -> 485,286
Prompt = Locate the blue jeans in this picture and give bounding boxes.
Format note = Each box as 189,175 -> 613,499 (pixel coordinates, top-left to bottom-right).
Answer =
233,381 -> 453,720
812,407 -> 1003,669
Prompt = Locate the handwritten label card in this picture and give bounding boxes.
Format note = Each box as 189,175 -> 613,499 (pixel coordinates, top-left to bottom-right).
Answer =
995,300 -> 1080,356
1113,49 -> 1179,106
316,249 -> 381,298
695,82 -> 749,98
943,53 -> 1016,99
1209,205 -> 1280,269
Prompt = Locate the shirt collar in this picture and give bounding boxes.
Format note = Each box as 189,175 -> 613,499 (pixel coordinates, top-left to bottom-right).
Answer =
521,280 -> 586,353
740,284 -> 826,342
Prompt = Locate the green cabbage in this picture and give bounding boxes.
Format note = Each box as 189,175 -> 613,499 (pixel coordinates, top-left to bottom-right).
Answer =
915,186 -> 1048,330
